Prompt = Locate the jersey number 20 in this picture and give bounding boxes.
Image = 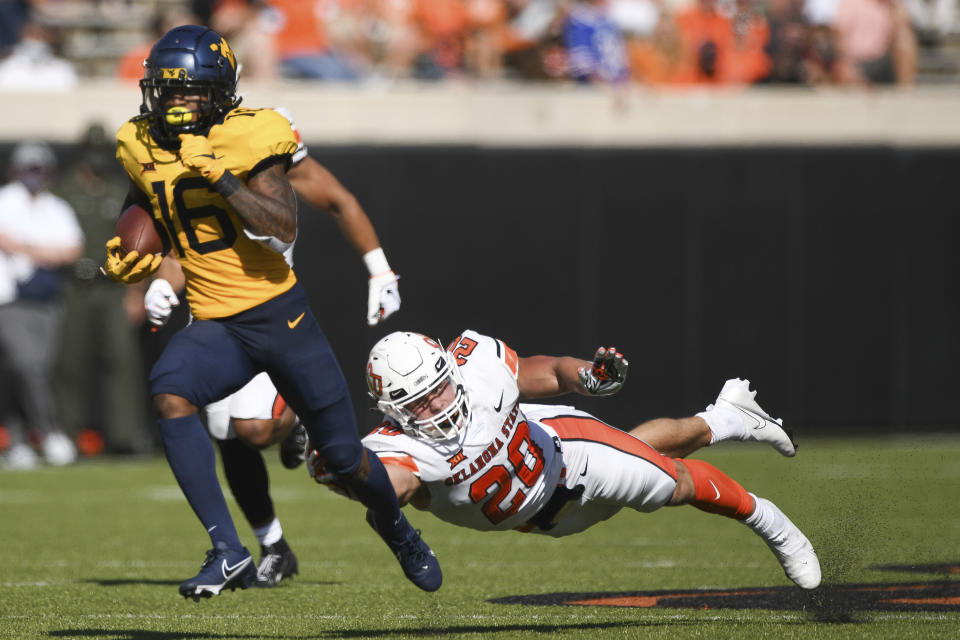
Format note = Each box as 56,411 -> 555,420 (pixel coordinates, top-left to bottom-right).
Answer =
468,421 -> 545,525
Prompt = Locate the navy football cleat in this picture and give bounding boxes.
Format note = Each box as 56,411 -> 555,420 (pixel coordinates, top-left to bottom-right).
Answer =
179,544 -> 256,601
254,537 -> 299,588
366,509 -> 442,592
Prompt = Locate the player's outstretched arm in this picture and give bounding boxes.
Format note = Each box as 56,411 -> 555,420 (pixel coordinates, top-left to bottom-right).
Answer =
517,355 -> 591,399
308,446 -> 428,508
517,347 -> 628,399
179,133 -> 297,242
384,463 -> 430,510
288,156 -> 380,254
288,156 -> 401,326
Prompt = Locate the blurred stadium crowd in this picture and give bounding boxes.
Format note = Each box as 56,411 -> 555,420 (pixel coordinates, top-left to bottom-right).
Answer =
0,0 -> 958,88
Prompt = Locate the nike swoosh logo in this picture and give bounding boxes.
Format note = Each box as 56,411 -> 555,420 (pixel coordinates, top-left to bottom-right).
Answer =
199,153 -> 222,159
221,557 -> 249,579
287,312 -> 305,329
730,404 -> 765,430
579,458 -> 589,477
708,480 -> 721,501
493,391 -> 504,412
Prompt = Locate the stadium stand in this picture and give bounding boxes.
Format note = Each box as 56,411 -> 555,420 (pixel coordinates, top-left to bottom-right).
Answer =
4,0 -> 959,84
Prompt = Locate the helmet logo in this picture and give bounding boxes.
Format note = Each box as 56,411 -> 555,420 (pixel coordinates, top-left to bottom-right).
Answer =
209,39 -> 236,70
160,68 -> 187,79
366,363 -> 382,397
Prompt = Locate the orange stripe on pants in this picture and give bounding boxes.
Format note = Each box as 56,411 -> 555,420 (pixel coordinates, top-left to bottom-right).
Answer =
541,415 -> 677,480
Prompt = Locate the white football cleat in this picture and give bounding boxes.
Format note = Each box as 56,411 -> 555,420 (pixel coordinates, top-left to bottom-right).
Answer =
42,432 -> 77,466
715,378 -> 796,457
749,497 -> 822,590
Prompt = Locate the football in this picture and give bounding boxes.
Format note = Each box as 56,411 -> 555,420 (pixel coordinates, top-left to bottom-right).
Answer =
115,204 -> 167,256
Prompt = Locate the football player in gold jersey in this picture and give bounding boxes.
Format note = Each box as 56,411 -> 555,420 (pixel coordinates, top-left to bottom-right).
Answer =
102,25 -> 441,599
142,108 -> 405,589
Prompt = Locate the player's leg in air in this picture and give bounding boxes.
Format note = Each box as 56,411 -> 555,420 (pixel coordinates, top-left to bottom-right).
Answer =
666,456 -> 821,589
531,386 -> 820,590
629,378 -> 796,458
205,374 -> 303,588
617,381 -> 818,588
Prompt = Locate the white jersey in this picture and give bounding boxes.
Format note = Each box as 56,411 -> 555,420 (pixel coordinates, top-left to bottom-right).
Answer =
363,330 -> 565,531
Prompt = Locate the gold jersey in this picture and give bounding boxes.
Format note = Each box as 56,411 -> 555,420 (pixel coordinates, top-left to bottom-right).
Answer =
116,107 -> 299,319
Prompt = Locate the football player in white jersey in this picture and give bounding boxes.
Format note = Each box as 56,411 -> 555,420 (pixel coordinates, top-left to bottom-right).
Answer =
143,109 -> 401,588
310,330 -> 821,590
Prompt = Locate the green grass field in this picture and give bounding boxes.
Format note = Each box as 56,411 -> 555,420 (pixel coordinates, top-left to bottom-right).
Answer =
1,434 -> 957,640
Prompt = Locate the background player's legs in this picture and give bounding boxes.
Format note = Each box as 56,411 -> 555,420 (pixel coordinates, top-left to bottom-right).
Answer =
668,457 -> 821,589
207,373 -> 301,452
232,407 -> 298,448
208,375 -> 301,587
217,437 -> 275,529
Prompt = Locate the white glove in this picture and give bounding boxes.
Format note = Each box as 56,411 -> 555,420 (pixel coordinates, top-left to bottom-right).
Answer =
363,247 -> 400,326
144,278 -> 179,327
578,347 -> 629,396
367,270 -> 401,326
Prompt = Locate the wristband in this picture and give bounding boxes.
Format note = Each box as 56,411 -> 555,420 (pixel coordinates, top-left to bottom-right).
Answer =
211,170 -> 241,197
362,247 -> 391,276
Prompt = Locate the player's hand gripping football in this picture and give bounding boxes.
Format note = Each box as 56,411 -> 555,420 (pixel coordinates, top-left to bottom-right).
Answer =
306,441 -> 357,499
144,278 -> 179,327
578,347 -> 628,396
178,134 -> 226,183
367,270 -> 401,326
102,236 -> 163,284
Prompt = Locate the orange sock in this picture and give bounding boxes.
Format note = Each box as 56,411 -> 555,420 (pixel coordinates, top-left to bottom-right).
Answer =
679,458 -> 755,520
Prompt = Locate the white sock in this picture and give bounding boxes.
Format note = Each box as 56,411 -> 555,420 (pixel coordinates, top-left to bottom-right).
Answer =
742,492 -> 767,529
697,405 -> 748,444
742,494 -> 794,550
253,517 -> 283,547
